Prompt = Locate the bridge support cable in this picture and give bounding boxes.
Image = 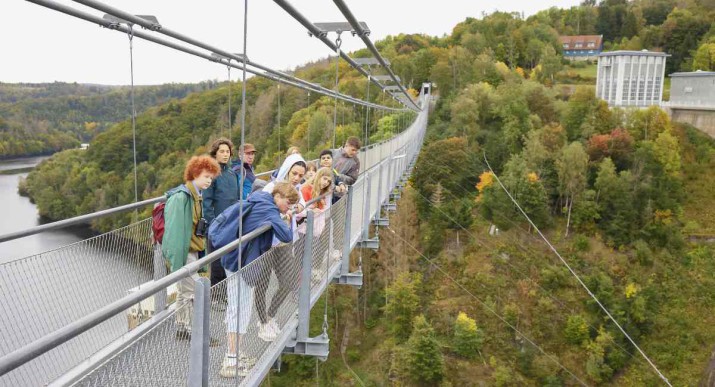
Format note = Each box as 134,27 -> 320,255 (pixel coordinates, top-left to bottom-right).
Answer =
483,154 -> 673,386
412,171 -> 639,362
331,0 -> 420,111
70,0 -> 406,113
270,0 -> 418,112
384,225 -> 590,387
24,0 -> 400,114
234,1 -> 250,385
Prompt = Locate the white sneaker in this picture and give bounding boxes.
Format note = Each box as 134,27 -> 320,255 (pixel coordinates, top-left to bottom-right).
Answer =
268,318 -> 281,337
220,356 -> 253,378
238,354 -> 257,367
311,270 -> 324,286
220,355 -> 237,378
258,321 -> 277,342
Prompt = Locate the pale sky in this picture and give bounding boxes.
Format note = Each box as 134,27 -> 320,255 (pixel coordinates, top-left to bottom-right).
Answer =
1,0 -> 581,85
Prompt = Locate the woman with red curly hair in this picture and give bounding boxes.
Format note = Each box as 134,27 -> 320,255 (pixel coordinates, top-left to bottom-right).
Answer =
162,155 -> 220,339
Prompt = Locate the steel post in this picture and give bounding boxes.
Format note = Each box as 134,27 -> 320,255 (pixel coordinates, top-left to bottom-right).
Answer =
341,187 -> 354,275
297,211 -> 314,342
188,277 -> 210,387
362,172 -> 371,240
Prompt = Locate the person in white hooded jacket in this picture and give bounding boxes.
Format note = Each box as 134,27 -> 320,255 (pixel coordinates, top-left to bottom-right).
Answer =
254,153 -> 307,341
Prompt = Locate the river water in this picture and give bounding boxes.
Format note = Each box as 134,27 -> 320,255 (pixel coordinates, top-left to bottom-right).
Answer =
0,156 -> 93,264
0,156 -> 156,386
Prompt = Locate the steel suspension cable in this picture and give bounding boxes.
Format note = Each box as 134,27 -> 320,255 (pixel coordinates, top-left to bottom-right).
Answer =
125,24 -> 145,326
385,225 -> 590,386
235,0 -> 249,379
332,34 -> 342,149
277,83 -> 281,163
270,0 -> 417,112
227,63 -> 232,139
483,153 -> 672,386
126,26 -> 138,206
331,0 -> 420,112
414,173 -> 638,361
34,0 -> 400,112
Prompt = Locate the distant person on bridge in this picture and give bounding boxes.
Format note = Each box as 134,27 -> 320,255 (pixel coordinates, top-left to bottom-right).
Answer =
319,149 -> 347,198
162,155 -> 220,341
330,137 -> 361,202
219,181 -> 298,378
203,138 -> 239,289
232,143 -> 257,200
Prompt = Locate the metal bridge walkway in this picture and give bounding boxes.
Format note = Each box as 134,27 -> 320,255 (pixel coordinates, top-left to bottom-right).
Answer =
0,96 -> 429,386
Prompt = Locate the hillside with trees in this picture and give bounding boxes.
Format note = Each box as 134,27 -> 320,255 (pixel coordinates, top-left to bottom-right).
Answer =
0,82 -> 215,158
21,3 -> 715,385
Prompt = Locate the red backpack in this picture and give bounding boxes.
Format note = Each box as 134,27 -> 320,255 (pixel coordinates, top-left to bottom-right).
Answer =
152,202 -> 166,244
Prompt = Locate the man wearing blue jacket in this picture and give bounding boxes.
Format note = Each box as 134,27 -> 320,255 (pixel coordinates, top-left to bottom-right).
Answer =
204,138 -> 239,288
220,182 -> 298,378
232,143 -> 257,200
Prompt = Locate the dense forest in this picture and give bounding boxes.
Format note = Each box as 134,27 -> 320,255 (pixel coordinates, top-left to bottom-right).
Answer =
21,0 -> 715,385
0,82 -> 215,158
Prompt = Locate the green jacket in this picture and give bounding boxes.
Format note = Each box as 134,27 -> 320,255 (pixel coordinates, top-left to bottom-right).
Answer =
161,184 -> 195,272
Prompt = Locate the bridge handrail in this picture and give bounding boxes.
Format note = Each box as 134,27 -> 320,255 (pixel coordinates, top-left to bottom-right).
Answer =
0,186 -> 337,377
0,114 -> 416,245
0,226 -> 263,376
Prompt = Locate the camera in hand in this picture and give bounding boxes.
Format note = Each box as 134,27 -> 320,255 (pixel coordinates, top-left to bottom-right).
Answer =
195,217 -> 208,237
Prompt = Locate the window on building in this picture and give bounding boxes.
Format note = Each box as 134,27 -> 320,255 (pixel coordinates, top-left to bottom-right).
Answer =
587,42 -> 595,48
563,43 -> 569,49
575,43 -> 583,48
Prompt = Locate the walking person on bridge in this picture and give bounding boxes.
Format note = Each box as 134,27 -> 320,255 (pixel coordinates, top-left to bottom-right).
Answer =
219,181 -> 298,378
203,138 -> 239,290
161,155 -> 220,340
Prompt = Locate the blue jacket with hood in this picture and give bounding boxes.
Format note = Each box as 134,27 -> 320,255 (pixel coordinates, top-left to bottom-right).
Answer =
220,190 -> 292,272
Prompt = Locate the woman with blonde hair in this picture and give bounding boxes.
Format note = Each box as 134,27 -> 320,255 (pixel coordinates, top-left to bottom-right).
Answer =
300,167 -> 333,211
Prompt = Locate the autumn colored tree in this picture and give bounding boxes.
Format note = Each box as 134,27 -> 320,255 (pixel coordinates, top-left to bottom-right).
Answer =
453,312 -> 484,359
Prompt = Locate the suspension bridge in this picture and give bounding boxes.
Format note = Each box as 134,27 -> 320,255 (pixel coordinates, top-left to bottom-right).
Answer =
0,0 -> 679,386
0,0 -> 429,385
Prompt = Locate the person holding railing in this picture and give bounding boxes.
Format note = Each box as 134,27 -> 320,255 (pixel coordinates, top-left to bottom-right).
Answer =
254,153 -> 306,341
219,181 -> 298,378
300,167 -> 334,284
162,155 -> 220,341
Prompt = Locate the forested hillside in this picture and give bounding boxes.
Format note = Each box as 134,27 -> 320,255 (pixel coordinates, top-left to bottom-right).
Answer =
0,82 -> 215,158
21,2 -> 715,385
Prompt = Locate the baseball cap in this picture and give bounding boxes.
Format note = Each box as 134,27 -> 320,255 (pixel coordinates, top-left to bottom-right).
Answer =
240,143 -> 256,154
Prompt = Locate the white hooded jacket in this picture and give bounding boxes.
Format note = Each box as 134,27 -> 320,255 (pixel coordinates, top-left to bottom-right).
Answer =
263,153 -> 307,243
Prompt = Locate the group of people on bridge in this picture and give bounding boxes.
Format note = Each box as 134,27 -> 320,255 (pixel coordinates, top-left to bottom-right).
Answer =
158,136 -> 362,378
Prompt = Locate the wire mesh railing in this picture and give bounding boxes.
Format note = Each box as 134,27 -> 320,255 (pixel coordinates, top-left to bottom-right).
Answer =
74,303 -> 192,386
0,218 -> 158,386
0,96 -> 428,386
